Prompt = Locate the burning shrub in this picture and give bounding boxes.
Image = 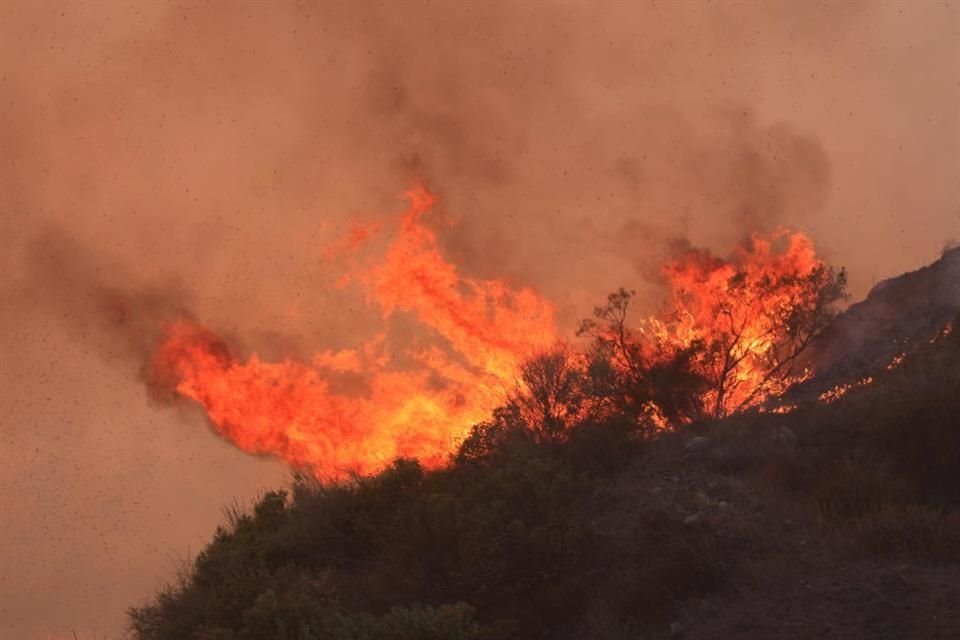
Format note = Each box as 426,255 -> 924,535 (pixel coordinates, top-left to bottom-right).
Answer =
579,232 -> 847,428
578,288 -> 710,430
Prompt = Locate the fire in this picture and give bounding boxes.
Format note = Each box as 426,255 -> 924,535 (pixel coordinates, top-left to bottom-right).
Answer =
811,327 -> 960,408
931,322 -> 953,343
818,375 -> 874,404
149,186 -> 845,474
639,230 -> 841,419
886,353 -> 906,370
576,228 -> 842,428
769,404 -> 799,414
151,187 -> 558,477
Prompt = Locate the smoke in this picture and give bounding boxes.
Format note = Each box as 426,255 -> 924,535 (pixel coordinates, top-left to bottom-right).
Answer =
2,1 -> 844,362
0,0 -> 956,637
17,230 -> 192,361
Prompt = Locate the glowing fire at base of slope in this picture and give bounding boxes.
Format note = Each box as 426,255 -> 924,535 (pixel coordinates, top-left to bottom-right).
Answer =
931,322 -> 954,343
150,188 -> 558,477
818,375 -> 874,404
886,353 -> 906,370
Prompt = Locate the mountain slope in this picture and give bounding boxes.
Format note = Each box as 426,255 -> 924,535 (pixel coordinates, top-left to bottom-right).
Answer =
128,252 -> 960,640
809,245 -> 960,380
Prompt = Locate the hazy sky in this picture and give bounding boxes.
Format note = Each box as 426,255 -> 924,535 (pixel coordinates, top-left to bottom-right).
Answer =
1,1 -> 958,637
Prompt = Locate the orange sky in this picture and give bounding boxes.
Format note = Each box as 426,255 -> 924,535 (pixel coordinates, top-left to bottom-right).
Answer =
0,1 -> 957,637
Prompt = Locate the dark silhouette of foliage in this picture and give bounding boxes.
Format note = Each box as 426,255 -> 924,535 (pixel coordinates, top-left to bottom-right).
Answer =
129,312 -> 960,640
577,288 -> 710,427
514,344 -> 592,442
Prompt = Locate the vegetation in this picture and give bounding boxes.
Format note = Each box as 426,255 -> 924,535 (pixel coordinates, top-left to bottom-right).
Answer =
129,308 -> 959,640
577,263 -> 847,425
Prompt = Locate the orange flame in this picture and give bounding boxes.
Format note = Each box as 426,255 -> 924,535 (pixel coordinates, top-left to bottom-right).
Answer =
818,375 -> 874,404
930,322 -> 953,343
646,230 -> 833,418
151,187 -> 557,477
886,353 -> 906,370
150,187 -> 841,472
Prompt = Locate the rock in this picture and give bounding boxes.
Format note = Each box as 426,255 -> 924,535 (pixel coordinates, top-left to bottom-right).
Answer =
718,500 -> 729,510
670,621 -> 684,637
683,512 -> 702,526
684,436 -> 711,453
650,486 -> 663,494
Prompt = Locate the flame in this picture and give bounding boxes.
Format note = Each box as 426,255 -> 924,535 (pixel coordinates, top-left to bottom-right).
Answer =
642,230 -> 833,418
151,187 -> 557,477
640,401 -> 670,431
886,353 -> 906,370
769,403 -> 798,414
930,322 -> 953,343
150,187 -> 844,473
818,375 -> 874,404
814,317 -> 957,407
757,402 -> 799,415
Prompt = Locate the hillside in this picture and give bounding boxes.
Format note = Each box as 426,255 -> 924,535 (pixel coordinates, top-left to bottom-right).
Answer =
805,245 -> 960,384
128,260 -> 960,640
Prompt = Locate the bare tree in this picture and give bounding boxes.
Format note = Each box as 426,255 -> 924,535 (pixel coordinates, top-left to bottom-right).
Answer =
578,263 -> 847,426
577,289 -> 709,429
686,265 -> 848,417
514,343 -> 592,442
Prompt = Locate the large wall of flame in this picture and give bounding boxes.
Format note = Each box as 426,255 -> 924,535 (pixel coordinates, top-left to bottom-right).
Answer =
0,1 -> 957,637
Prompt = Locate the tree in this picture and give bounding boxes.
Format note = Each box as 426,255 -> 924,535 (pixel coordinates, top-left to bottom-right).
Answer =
577,288 -> 709,429
513,343 -> 593,442
578,239 -> 848,425
673,262 -> 848,418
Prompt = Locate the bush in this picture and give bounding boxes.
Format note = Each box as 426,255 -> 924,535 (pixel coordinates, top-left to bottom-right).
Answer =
130,317 -> 960,639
